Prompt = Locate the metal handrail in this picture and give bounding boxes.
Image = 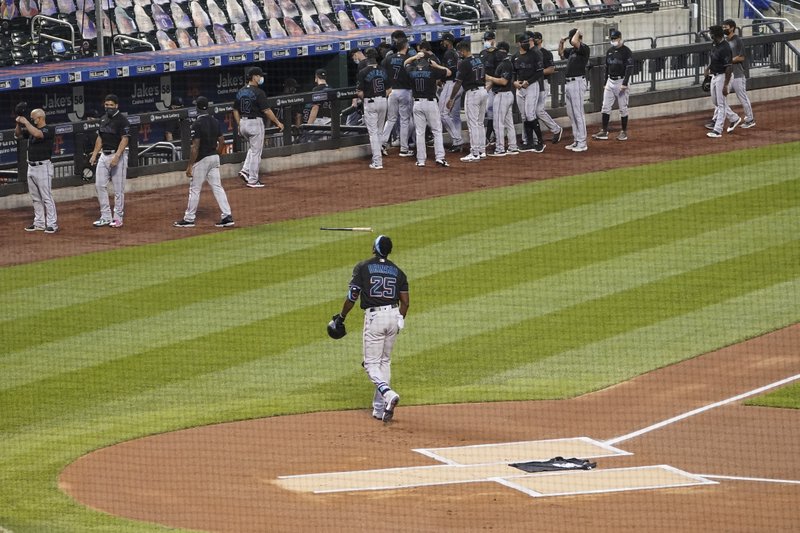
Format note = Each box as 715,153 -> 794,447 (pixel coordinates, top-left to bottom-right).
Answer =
438,0 -> 482,24
30,14 -> 76,54
112,34 -> 156,54
137,142 -> 179,161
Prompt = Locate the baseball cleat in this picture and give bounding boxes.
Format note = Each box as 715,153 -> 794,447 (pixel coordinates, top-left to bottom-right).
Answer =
390,139 -> 400,147
215,216 -> 235,228
552,129 -> 563,144
489,151 -> 507,157
93,218 -> 111,227
382,391 -> 400,422
565,142 -> 576,150
398,150 -> 414,157
460,153 -> 481,163
380,145 -> 389,156
372,411 -> 383,421
24,224 -> 44,231
570,144 -> 588,152
617,131 -> 628,141
238,171 -> 249,183
704,121 -> 716,130
173,219 -> 195,228
415,161 -> 425,167
369,163 -> 384,170
479,152 -> 487,159
246,180 -> 266,188
44,226 -> 57,234
435,159 -> 450,167
518,144 -> 535,152
706,130 -> 723,138
592,130 -> 609,140
741,120 -> 756,129
448,144 -> 464,153
726,117 -> 742,133
532,144 -> 545,153
507,148 -> 520,155
109,218 -> 123,228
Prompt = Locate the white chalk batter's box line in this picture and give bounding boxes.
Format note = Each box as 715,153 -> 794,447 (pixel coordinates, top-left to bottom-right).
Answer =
413,436 -> 632,466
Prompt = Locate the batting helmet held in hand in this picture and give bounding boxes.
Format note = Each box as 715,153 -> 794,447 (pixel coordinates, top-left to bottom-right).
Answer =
327,315 -> 347,339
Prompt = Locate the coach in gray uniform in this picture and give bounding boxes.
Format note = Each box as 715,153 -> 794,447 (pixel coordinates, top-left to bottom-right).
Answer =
447,41 -> 488,162
485,42 -> 519,156
438,33 -> 464,152
174,96 -> 234,228
593,29 -> 634,141
16,108 -> 57,233
559,28 -> 590,152
723,19 -> 755,129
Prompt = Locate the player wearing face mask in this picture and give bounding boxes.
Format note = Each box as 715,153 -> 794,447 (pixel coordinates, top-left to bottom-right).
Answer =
479,31 -> 499,147
593,29 -> 634,141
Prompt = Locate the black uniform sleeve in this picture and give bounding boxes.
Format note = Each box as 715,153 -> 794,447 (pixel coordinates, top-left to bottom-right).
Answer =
256,89 -> 269,111
622,48 -> 634,85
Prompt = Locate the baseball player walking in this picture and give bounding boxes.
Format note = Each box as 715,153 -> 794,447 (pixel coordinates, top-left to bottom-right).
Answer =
447,41 -> 487,163
705,25 -> 740,138
332,235 -> 409,423
381,31 -> 416,157
559,28 -> 590,152
593,29 -> 634,141
89,94 -> 129,228
438,33 -> 464,152
532,32 -> 563,143
173,96 -> 234,228
707,19 -> 755,130
405,41 -> 451,167
357,48 -> 389,170
484,42 -> 519,156
233,67 -> 284,188
16,108 -> 58,233
512,32 -> 546,153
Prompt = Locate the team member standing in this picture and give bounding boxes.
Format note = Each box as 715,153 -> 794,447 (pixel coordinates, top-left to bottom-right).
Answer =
447,41 -> 487,163
16,108 -> 57,233
722,19 -> 755,129
533,32 -> 563,143
89,94 -> 129,228
173,96 -> 234,228
479,31 -> 499,146
438,33 -> 464,152
485,42 -> 519,157
405,42 -> 451,167
331,235 -> 409,423
381,32 -> 416,157
559,28 -> 590,152
592,29 -> 634,141
305,69 -> 333,141
357,48 -> 389,170
705,25 -> 740,138
233,66 -> 284,188
512,32 -> 546,153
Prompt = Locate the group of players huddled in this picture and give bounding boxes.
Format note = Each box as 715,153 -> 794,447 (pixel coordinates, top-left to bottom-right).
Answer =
354,27 -> 635,170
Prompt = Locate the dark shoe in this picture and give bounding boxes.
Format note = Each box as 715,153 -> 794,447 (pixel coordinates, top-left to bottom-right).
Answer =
532,144 -> 545,153
448,144 -> 463,153
44,226 -> 58,234
552,129 -> 563,144
173,219 -> 195,228
435,159 -> 450,167
246,180 -> 265,188
215,215 -> 235,227
25,224 -> 44,232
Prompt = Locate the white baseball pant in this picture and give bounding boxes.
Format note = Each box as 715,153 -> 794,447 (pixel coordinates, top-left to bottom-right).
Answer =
438,80 -> 463,146
364,96 -> 388,167
600,77 -> 629,117
413,98 -> 445,164
492,91 -> 518,152
536,81 -> 561,134
564,77 -> 587,148
362,306 -> 402,414
27,160 -> 57,229
183,154 -> 231,223
729,76 -> 753,122
382,88 -> 414,152
464,87 -> 488,156
95,151 -> 127,222
239,117 -> 265,184
710,74 -> 740,133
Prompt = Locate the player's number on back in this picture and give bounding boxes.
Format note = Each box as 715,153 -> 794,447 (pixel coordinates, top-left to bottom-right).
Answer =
369,276 -> 396,299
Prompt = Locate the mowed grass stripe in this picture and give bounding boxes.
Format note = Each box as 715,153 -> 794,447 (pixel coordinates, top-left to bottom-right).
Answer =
2,159 -> 796,359
2,172 -> 797,391
4,206 -> 796,433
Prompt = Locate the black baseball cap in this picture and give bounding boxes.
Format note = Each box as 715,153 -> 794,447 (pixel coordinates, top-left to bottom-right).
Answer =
441,32 -> 455,43
610,29 -> 622,39
315,68 -> 327,79
391,29 -> 407,40
484,30 -> 495,40
497,41 -> 510,52
567,28 -> 578,40
247,66 -> 263,79
531,31 -> 543,41
195,96 -> 209,110
516,33 -> 528,43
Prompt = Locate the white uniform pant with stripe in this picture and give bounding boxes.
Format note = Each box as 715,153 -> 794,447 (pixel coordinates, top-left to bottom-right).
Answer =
363,307 -> 402,413
464,87 -> 488,156
27,160 -> 57,229
382,88 -> 414,152
438,81 -> 463,146
600,77 -> 630,117
564,77 -> 587,147
536,81 -> 561,134
517,83 -> 540,122
728,76 -> 754,123
239,117 -> 265,184
492,91 -> 518,152
711,74 -> 740,133
364,97 -> 388,167
95,151 -> 127,221
413,99 -> 445,163
183,154 -> 231,222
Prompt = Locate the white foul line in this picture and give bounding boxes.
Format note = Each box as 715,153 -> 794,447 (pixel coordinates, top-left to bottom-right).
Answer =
698,474 -> 800,485
605,373 -> 800,446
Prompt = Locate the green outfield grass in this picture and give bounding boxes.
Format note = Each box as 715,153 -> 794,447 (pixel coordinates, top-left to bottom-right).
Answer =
748,382 -> 800,409
1,141 -> 799,532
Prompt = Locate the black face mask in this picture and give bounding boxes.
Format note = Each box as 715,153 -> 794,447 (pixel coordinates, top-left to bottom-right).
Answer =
105,107 -> 116,118
724,29 -> 733,36
519,42 -> 530,52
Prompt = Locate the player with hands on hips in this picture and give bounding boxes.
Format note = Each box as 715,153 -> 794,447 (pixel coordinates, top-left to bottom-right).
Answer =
331,235 -> 409,423
593,29 -> 633,141
16,108 -> 58,233
405,41 -> 451,167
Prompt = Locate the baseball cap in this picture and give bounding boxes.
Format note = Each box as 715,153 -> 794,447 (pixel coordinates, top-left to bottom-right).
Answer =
567,28 -> 578,40
531,31 -> 543,41
483,30 -> 495,40
496,41 -> 510,52
247,66 -> 263,79
391,29 -> 407,40
516,33 -> 528,43
315,68 -> 327,79
441,32 -> 455,43
194,96 -> 209,110
610,29 -> 622,39
171,96 -> 184,107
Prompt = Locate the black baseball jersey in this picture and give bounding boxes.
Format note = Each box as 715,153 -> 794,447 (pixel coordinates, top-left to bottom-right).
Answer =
455,55 -> 485,90
540,47 -> 555,79
511,48 -> 544,85
98,111 -> 130,152
493,57 -> 514,93
442,48 -> 459,81
382,50 -> 415,90
235,85 -> 269,119
357,62 -> 389,98
479,46 -> 500,77
709,38 -> 733,75
605,44 -> 634,84
563,43 -> 591,78
190,113 -> 221,159
23,124 -> 55,161
348,256 -> 408,309
307,83 -> 332,120
407,60 -> 446,99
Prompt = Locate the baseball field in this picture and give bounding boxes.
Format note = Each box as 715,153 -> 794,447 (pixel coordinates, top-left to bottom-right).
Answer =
1,104 -> 800,531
